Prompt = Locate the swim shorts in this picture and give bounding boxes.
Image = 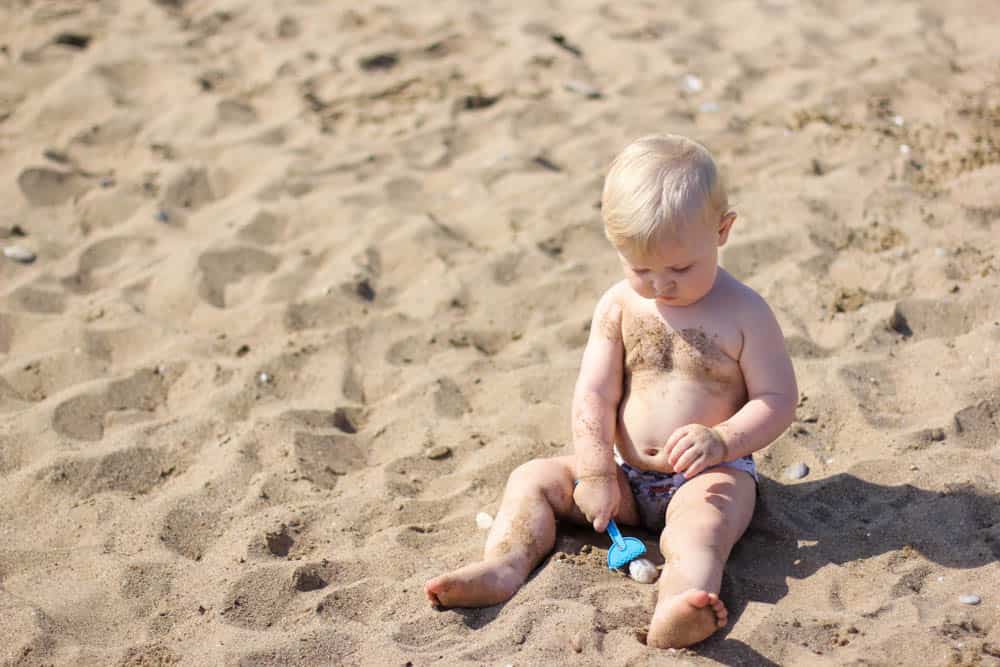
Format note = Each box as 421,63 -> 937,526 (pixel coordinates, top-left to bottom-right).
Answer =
615,451 -> 758,532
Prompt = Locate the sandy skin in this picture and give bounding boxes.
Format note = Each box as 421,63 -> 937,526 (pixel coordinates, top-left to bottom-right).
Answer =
423,457 -> 753,649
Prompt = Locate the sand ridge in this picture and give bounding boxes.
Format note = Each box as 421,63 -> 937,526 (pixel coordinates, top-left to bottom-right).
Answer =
1,0 -> 999,665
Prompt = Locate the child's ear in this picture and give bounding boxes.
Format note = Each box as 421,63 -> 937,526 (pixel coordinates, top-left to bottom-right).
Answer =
716,211 -> 736,246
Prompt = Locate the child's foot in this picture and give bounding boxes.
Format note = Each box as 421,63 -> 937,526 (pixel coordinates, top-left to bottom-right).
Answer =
646,589 -> 727,649
424,559 -> 524,608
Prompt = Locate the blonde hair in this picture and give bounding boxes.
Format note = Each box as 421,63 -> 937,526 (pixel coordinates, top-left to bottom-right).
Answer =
601,134 -> 728,254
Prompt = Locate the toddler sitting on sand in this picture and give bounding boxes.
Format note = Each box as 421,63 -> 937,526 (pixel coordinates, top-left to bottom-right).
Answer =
425,134 -> 797,649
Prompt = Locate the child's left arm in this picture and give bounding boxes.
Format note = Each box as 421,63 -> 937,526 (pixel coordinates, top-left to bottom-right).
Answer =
667,293 -> 797,477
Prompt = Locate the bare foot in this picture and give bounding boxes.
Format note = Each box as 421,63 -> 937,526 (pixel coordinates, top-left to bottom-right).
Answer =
424,559 -> 525,608
646,589 -> 727,649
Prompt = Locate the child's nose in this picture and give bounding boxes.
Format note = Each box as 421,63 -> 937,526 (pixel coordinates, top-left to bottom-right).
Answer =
652,275 -> 674,292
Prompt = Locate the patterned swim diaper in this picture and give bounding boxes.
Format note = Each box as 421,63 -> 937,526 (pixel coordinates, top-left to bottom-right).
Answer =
615,452 -> 758,532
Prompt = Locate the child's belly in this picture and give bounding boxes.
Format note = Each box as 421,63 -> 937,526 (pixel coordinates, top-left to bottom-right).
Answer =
616,373 -> 746,473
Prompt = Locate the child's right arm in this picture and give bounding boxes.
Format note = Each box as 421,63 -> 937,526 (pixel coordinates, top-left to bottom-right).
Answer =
571,287 -> 625,531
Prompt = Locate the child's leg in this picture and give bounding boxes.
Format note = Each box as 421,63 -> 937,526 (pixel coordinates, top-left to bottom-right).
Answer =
646,468 -> 756,649
424,455 -> 638,608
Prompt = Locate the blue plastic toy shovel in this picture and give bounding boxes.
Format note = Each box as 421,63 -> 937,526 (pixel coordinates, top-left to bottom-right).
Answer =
605,519 -> 646,570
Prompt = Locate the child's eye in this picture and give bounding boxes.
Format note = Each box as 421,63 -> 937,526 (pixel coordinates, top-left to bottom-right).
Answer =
673,265 -> 692,273
633,268 -> 649,275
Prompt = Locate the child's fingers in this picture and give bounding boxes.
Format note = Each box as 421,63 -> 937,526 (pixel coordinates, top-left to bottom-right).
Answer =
667,435 -> 692,467
664,425 -> 689,452
674,446 -> 702,472
684,455 -> 708,478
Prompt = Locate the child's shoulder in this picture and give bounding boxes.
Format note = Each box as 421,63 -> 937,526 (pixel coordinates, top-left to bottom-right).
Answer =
593,280 -> 631,309
714,269 -> 779,321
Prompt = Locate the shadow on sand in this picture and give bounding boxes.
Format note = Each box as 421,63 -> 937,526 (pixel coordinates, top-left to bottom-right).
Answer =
698,473 -> 999,665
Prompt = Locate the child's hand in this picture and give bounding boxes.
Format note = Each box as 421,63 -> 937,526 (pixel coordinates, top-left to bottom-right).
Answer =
573,474 -> 619,532
665,424 -> 728,478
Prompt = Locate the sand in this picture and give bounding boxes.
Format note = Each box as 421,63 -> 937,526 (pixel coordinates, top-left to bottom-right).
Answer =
1,0 -> 999,665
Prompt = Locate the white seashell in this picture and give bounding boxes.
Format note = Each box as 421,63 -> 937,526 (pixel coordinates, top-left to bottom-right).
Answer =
681,74 -> 703,92
959,594 -> 981,605
628,557 -> 659,584
475,512 -> 493,530
785,462 -> 809,480
4,245 -> 36,263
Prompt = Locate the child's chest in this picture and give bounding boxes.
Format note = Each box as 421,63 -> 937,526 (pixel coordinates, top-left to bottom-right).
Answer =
621,308 -> 743,382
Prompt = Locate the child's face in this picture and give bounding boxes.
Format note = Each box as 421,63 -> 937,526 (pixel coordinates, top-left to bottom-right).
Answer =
618,214 -> 733,306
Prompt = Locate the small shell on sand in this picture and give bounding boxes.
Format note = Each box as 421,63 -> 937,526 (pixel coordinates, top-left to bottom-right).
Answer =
475,512 -> 493,530
959,594 -> 981,605
785,462 -> 809,479
4,245 -> 36,263
628,558 -> 659,584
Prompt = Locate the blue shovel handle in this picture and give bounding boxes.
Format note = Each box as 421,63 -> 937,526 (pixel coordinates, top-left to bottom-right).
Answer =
606,519 -> 627,549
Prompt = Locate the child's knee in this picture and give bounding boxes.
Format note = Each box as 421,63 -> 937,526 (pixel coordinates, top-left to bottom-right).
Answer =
508,458 -> 562,489
507,458 -> 573,504
660,517 -> 733,560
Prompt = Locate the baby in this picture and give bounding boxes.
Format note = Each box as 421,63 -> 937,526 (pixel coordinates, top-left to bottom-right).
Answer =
424,134 -> 797,649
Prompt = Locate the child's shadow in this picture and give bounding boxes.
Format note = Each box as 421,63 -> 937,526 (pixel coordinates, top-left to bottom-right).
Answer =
698,473 -> 1000,665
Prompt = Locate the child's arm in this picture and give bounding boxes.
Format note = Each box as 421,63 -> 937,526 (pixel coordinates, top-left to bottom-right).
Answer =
571,287 -> 625,531
668,292 -> 797,477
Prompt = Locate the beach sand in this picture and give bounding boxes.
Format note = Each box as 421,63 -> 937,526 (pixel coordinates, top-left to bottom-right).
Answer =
1,1 -> 999,664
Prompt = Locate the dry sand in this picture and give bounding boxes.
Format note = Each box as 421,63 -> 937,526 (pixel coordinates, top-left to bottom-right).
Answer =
1,0 -> 999,665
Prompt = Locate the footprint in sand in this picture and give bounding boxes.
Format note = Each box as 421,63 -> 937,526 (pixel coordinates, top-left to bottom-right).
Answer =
888,296 -> 993,341
952,397 -> 1000,449
160,502 -> 221,562
7,285 -> 66,315
383,451 -> 457,498
62,235 -> 154,294
197,246 -> 279,308
52,369 -> 169,441
273,406 -> 369,489
217,98 -> 258,125
434,377 -> 470,418
37,445 -> 182,499
120,561 -> 173,616
159,164 -> 219,213
316,580 -> 391,626
17,167 -> 89,206
236,209 -> 286,246
220,565 -> 296,630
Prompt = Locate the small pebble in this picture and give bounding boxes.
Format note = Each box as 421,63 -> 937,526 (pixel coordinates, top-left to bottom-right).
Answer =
563,79 -> 602,99
681,74 -> 703,92
99,176 -> 115,188
475,512 -> 493,530
934,247 -> 947,257
785,462 -> 809,480
258,372 -> 271,384
154,209 -> 170,223
628,558 -> 659,584
3,245 -> 36,263
900,144 -> 911,155
892,115 -> 904,126
426,445 -> 451,460
959,594 -> 981,605
699,101 -> 720,113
